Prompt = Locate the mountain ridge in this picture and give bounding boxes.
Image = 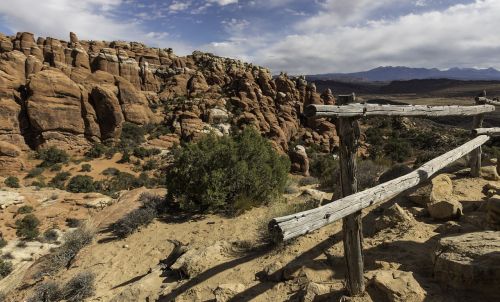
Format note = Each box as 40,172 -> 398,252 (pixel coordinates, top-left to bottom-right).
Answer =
307,66 -> 500,82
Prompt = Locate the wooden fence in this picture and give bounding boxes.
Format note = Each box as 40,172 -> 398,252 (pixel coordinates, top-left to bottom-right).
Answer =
269,93 -> 499,296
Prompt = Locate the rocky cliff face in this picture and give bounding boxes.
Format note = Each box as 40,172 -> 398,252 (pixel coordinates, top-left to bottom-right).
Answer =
0,31 -> 337,163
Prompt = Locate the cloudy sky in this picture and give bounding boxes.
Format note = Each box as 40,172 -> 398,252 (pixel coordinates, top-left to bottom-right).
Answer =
0,0 -> 499,74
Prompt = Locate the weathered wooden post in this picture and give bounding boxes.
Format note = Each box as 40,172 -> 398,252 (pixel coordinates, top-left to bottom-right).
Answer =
470,91 -> 486,177
336,93 -> 364,295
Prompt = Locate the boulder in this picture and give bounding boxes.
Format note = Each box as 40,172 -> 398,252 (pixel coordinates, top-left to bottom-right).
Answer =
432,231 -> 500,297
427,174 -> 462,220
366,270 -> 426,302
289,145 -> 309,176
427,199 -> 463,220
487,195 -> 500,230
430,174 -> 453,203
480,166 -> 499,181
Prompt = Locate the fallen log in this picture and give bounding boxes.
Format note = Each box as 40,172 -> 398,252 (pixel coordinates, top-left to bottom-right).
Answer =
269,135 -> 490,242
304,104 -> 495,118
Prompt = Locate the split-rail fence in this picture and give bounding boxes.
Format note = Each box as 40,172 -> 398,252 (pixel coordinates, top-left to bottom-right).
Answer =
268,92 -> 500,296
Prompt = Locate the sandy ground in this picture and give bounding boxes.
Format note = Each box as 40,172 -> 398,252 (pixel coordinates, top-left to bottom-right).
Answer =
2,169 -> 496,301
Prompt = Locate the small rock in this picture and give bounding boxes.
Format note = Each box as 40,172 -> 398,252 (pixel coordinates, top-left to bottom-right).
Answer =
406,207 -> 428,218
171,241 -> 231,278
430,174 -> 453,203
480,166 -> 499,181
300,281 -> 332,302
123,244 -> 129,248
374,203 -> 415,231
427,199 -> 463,220
435,221 -> 479,234
213,283 -> 245,302
262,261 -> 284,282
366,270 -> 426,302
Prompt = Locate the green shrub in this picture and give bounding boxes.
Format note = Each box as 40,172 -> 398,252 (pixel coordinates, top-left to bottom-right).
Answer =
133,147 -> 160,159
121,122 -> 145,147
95,172 -> 145,195
80,164 -> 92,172
49,171 -> 71,189
50,163 -> 63,172
4,176 -> 20,188
298,176 -> 319,187
384,138 -> 412,163
165,128 -> 290,213
0,259 -> 13,279
44,228 -> 59,242
111,193 -> 164,238
17,205 -> 34,214
15,214 -> 40,240
67,175 -> 95,193
309,153 -> 339,189
0,237 -> 7,248
117,150 -> 130,163
31,178 -> 46,188
85,143 -> 106,159
142,159 -> 157,171
26,167 -> 44,178
66,218 -> 82,228
37,147 -> 69,167
104,146 -> 118,159
102,167 -> 120,176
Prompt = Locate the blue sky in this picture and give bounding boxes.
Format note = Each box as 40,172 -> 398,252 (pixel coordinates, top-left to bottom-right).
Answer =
1,0 -> 498,74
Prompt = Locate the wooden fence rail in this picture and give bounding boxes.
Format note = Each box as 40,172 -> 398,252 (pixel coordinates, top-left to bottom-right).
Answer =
269,134 -> 490,242
304,103 -> 495,118
270,92 -> 500,297
473,127 -> 500,136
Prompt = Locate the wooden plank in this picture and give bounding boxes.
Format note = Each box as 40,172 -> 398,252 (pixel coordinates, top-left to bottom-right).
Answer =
472,127 -> 500,136
304,104 -> 495,118
336,94 -> 364,295
269,135 -> 490,242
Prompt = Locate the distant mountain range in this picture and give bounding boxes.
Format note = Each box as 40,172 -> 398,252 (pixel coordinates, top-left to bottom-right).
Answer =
307,66 -> 500,82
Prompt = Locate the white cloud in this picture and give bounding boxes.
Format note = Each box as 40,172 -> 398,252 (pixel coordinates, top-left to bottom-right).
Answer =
169,1 -> 191,12
0,0 -> 193,54
207,0 -> 238,6
221,18 -> 250,34
206,0 -> 500,74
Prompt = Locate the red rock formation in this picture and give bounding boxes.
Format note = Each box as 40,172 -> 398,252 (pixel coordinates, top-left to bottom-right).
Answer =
0,31 -> 339,156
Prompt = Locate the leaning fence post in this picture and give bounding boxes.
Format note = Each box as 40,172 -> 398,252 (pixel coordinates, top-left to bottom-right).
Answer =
470,92 -> 486,177
336,93 -> 364,295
